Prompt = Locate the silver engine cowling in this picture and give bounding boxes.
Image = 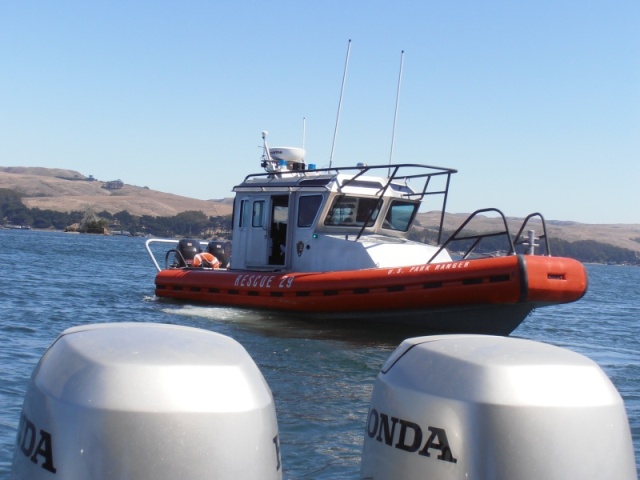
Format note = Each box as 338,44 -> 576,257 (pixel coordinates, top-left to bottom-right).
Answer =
360,335 -> 637,479
11,326 -> 636,479
11,323 -> 281,480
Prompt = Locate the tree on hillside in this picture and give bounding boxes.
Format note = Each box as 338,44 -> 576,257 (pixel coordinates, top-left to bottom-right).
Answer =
30,208 -> 73,230
103,180 -> 124,190
98,210 -> 113,220
0,189 -> 31,225
114,210 -> 134,226
0,189 -> 23,208
170,211 -> 209,236
79,207 -> 109,234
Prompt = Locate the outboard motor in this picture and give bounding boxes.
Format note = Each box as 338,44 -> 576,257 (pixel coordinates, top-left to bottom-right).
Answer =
174,238 -> 202,267
206,240 -> 229,268
360,335 -> 637,479
11,323 -> 281,480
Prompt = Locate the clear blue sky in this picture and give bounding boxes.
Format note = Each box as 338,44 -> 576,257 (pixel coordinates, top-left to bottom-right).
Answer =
1,1 -> 638,224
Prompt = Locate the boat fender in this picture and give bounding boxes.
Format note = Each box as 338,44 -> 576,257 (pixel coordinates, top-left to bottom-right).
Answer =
193,252 -> 221,269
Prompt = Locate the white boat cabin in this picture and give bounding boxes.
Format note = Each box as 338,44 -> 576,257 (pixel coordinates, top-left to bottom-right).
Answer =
230,143 -> 456,272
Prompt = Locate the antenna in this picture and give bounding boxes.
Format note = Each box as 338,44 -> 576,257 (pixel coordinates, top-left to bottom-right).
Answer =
260,131 -> 276,172
302,117 -> 306,149
389,50 -> 404,166
329,39 -> 352,168
262,130 -> 270,160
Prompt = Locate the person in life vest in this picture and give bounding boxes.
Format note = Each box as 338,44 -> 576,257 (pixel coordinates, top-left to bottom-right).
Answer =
192,252 -> 221,268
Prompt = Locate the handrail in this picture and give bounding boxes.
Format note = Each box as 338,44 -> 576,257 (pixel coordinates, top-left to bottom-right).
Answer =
237,163 -> 457,246
425,209 -> 555,264
240,163 -> 457,202
145,238 -> 179,272
146,238 -> 224,272
165,249 -> 182,269
513,213 -> 551,256
426,208 -> 516,263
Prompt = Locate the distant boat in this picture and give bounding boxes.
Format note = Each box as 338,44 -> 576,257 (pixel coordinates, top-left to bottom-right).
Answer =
145,134 -> 587,335
3,224 -> 31,230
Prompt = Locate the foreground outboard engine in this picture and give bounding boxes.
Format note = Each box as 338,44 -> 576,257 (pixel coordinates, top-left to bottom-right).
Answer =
12,327 -> 636,479
360,335 -> 637,479
11,323 -> 281,480
174,238 -> 202,267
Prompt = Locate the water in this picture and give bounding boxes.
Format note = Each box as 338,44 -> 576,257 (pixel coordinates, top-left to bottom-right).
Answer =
1,229 -> 638,478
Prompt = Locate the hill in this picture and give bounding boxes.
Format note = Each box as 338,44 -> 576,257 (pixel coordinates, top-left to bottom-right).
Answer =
415,211 -> 640,255
2,167 -> 639,254
0,167 -> 233,217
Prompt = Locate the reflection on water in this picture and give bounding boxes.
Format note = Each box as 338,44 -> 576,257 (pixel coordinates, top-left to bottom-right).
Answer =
161,300 -> 441,347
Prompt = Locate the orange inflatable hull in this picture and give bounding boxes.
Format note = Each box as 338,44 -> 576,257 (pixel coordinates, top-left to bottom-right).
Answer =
155,255 -> 587,335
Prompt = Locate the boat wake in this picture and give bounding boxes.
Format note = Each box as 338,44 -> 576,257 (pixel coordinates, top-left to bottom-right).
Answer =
158,303 -> 428,347
163,304 -> 249,322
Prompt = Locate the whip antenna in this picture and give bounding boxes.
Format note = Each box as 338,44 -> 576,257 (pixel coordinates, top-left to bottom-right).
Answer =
389,50 -> 404,166
302,117 -> 306,149
329,39 -> 352,168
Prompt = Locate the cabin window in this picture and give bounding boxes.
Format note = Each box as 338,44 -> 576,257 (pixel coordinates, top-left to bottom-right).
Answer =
383,200 -> 418,232
239,199 -> 251,227
252,200 -> 265,227
298,195 -> 323,228
324,196 -> 381,227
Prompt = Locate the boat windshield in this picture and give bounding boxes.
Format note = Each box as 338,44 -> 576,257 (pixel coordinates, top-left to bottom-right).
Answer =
324,196 -> 381,227
382,200 -> 419,232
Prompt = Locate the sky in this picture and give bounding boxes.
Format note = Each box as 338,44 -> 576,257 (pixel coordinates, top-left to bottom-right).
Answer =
1,1 -> 638,224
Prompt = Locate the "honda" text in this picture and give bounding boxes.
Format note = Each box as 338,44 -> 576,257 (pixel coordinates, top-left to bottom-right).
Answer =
366,408 -> 457,463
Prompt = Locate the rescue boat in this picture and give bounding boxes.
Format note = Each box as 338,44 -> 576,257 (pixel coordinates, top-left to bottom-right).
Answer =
145,132 -> 587,335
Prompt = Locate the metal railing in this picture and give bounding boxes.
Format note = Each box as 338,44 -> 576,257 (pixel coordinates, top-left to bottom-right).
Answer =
426,209 -> 551,264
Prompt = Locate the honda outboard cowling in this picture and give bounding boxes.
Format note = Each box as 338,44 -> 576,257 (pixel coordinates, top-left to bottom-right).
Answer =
11,327 -> 636,479
360,335 -> 637,479
11,323 -> 281,480
174,238 -> 202,267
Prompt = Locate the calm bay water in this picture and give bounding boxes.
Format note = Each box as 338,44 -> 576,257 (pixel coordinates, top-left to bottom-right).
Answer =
1,228 -> 638,478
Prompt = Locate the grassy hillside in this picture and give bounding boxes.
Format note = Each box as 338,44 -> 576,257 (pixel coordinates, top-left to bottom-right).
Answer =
0,167 -> 233,217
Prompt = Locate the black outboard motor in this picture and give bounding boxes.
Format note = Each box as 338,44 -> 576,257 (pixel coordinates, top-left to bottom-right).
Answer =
174,238 -> 202,267
206,240 -> 229,268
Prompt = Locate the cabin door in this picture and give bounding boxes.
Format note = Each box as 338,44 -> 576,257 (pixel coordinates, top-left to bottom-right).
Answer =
239,196 -> 269,266
268,195 -> 289,266
239,195 -> 289,267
